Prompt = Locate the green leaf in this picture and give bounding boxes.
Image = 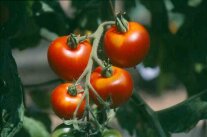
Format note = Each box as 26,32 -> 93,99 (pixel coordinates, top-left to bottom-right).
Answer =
26,111 -> 52,133
116,91 -> 169,137
0,1 -> 41,50
0,39 -> 24,137
21,116 -> 50,137
157,89 -> 207,133
10,17 -> 41,50
117,89 -> 207,136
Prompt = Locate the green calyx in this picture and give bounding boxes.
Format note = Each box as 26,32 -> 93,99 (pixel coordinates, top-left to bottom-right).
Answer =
67,85 -> 77,96
67,33 -> 79,49
115,13 -> 129,33
101,65 -> 113,78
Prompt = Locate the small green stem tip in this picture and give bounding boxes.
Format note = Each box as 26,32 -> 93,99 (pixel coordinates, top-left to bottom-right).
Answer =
67,33 -> 79,49
115,13 -> 129,33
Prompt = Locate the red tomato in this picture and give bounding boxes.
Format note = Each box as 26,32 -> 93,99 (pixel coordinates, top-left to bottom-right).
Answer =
51,83 -> 86,119
90,66 -> 133,107
48,36 -> 92,81
104,22 -> 150,67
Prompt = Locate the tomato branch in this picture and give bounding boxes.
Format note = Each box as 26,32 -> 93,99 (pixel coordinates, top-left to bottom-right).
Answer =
75,21 -> 115,83
69,21 -> 115,129
88,106 -> 104,132
73,91 -> 87,119
75,21 -> 115,107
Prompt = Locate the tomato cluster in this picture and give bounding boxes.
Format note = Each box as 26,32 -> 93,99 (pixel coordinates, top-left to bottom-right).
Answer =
48,15 -> 149,137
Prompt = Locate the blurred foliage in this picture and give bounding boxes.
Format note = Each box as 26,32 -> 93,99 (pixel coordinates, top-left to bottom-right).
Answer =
158,89 -> 207,132
117,91 -> 170,137
141,0 -> 207,95
25,110 -> 52,133
14,116 -> 50,137
1,0 -> 207,137
0,39 -> 24,137
117,89 -> 207,136
0,1 -> 40,50
29,88 -> 51,109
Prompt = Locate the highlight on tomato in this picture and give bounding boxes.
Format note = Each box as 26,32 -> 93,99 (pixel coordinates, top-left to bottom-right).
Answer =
47,34 -> 92,81
102,129 -> 123,137
90,66 -> 133,108
104,14 -> 150,68
51,123 -> 85,137
51,83 -> 86,120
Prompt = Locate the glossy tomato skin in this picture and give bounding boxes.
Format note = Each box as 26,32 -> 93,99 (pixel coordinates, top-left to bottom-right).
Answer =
51,83 -> 86,119
104,22 -> 150,68
48,36 -> 91,81
102,129 -> 122,137
90,66 -> 133,107
51,124 -> 85,137
51,124 -> 75,137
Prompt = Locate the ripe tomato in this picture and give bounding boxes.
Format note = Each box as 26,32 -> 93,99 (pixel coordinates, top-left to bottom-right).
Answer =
104,22 -> 150,67
102,129 -> 122,137
51,83 -> 86,119
48,36 -> 91,81
90,66 -> 133,107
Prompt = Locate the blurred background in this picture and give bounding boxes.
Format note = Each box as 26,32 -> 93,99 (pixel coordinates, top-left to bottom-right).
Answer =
1,0 -> 207,137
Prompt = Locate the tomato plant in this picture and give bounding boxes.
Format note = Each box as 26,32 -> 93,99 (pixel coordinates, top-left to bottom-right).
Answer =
104,21 -> 150,68
51,124 -> 75,137
3,1 -> 207,137
47,36 -> 92,81
51,124 -> 86,137
102,129 -> 122,137
90,66 -> 133,107
51,83 -> 86,119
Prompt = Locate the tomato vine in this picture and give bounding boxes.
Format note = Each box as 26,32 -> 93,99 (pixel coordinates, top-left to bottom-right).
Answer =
48,15 -> 150,136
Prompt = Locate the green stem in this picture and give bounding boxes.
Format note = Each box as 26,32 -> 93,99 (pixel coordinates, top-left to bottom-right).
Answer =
115,13 -> 129,33
84,65 -> 105,105
67,33 -> 79,49
91,21 -> 115,68
75,21 -> 115,107
64,119 -> 86,125
132,92 -> 167,137
88,106 -> 103,132
92,56 -> 104,68
69,21 -> 115,130
75,59 -> 91,84
73,91 -> 87,119
75,21 -> 115,84
87,82 -> 108,107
